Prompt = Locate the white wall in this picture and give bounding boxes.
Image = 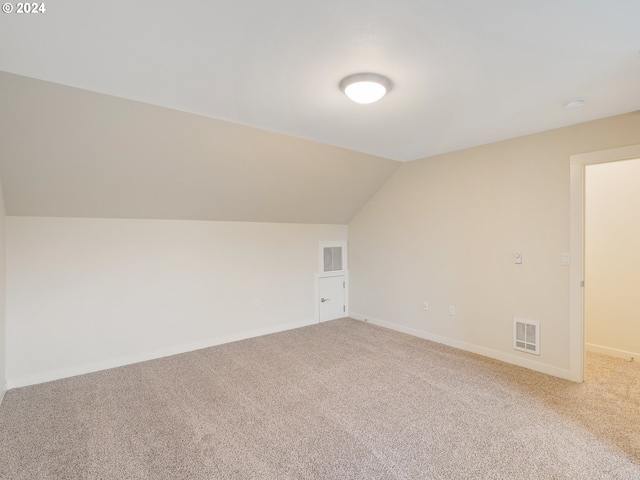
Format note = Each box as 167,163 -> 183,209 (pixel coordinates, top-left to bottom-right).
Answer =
6,217 -> 346,387
349,112 -> 640,379
0,180 -> 6,403
585,158 -> 640,359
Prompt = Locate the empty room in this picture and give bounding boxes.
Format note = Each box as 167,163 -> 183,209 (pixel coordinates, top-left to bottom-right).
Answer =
1,1 -> 640,479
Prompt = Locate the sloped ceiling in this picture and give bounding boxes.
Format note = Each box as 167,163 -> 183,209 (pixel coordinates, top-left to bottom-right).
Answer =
1,1 -> 639,162
1,1 -> 639,222
0,72 -> 400,223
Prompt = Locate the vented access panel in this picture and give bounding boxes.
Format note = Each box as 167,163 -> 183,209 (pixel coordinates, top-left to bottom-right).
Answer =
323,246 -> 343,272
513,318 -> 540,355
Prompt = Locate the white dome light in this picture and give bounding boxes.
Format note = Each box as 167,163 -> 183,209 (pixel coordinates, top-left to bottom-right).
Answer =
340,73 -> 392,104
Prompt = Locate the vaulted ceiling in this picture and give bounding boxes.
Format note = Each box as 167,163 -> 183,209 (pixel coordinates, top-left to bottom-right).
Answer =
0,72 -> 400,223
1,1 -> 639,222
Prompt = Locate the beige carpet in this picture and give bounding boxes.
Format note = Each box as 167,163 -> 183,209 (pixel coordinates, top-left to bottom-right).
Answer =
1,318 -> 639,479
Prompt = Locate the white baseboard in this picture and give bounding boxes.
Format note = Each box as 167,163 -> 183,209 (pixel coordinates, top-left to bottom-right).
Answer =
0,381 -> 6,405
7,318 -> 318,390
350,312 -> 573,381
586,343 -> 638,360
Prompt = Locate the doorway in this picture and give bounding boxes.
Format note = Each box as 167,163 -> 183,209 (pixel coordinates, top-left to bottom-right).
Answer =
569,144 -> 640,382
583,158 -> 640,379
318,274 -> 346,322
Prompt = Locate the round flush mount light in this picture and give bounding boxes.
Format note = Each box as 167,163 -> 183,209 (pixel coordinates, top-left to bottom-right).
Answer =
339,73 -> 393,104
563,98 -> 585,110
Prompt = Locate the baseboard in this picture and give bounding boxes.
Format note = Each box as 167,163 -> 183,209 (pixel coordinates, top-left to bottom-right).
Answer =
586,343 -> 638,360
0,381 -> 6,405
7,318 -> 318,390
350,312 -> 573,381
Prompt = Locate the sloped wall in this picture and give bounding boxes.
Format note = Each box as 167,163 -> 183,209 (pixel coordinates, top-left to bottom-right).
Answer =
0,72 -> 400,225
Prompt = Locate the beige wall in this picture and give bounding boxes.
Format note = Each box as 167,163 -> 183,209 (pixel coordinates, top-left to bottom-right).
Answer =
349,112 -> 640,378
0,180 -> 5,401
585,158 -> 640,359
7,217 -> 346,388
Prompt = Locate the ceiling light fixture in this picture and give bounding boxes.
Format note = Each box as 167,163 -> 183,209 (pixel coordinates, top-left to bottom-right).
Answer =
339,73 -> 393,104
563,98 -> 585,110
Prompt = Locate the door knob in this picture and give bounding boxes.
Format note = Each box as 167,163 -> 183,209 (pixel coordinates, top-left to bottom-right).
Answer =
321,298 -> 330,302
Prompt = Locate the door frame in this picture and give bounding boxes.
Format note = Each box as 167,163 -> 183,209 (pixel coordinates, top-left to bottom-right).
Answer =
315,271 -> 349,323
569,144 -> 640,382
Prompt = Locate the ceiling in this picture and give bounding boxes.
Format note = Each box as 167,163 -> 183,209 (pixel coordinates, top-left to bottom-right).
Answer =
0,72 -> 400,223
2,0 -> 639,162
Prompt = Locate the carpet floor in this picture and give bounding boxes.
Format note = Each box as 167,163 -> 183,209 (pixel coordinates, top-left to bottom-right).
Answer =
0,318 -> 639,479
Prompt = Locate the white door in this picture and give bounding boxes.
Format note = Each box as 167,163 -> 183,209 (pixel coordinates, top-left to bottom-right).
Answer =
319,275 -> 345,322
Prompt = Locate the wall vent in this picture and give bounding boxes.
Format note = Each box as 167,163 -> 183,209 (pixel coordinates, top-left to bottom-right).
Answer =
323,246 -> 343,272
513,318 -> 540,355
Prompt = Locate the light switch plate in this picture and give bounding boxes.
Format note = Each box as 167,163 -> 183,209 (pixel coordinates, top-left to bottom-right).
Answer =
514,252 -> 522,264
562,253 -> 570,266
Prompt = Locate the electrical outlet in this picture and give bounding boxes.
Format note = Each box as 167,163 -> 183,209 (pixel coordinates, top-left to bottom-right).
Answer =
514,252 -> 522,264
253,299 -> 261,309
449,305 -> 455,316
423,300 -> 429,311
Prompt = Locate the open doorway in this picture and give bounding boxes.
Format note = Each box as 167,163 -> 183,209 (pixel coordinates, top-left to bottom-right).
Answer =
569,145 -> 640,382
583,158 -> 640,380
